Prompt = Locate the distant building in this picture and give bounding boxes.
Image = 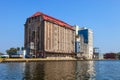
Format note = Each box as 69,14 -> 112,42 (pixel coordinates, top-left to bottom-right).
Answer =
0,52 -> 3,55
104,53 -> 117,59
9,54 -> 23,58
0,54 -> 9,58
93,47 -> 99,59
24,12 -> 75,58
0,52 -> 9,58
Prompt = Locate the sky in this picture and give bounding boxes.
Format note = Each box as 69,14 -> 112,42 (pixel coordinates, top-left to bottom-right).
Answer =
0,0 -> 120,54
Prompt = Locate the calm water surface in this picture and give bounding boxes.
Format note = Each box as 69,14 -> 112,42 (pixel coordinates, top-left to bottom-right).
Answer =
0,60 -> 120,80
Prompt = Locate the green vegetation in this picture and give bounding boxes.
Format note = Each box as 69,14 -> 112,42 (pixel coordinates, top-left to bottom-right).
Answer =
6,48 -> 18,55
21,47 -> 24,51
0,56 -> 6,58
6,47 -> 24,56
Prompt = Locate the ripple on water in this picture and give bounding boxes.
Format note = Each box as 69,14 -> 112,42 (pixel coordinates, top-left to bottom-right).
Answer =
0,60 -> 120,80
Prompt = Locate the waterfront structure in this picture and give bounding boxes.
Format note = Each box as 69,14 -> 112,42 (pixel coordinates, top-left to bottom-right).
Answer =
74,25 -> 93,59
0,54 -> 9,58
78,27 -> 93,59
93,47 -> 99,59
24,12 -> 75,58
104,53 -> 117,59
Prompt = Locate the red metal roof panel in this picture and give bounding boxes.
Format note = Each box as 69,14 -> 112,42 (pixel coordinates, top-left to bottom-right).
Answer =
30,12 -> 74,30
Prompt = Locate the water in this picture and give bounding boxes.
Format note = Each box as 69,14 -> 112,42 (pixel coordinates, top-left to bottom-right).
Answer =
0,60 -> 120,80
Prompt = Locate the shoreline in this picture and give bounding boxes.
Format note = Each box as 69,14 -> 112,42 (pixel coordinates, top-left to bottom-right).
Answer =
0,58 -> 77,62
0,58 -> 117,63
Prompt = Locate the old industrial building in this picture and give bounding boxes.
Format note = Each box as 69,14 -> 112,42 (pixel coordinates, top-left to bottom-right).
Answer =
24,12 -> 75,58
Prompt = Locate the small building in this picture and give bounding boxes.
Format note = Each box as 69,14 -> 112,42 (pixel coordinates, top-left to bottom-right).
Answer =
24,12 -> 75,58
93,47 -> 99,59
104,53 -> 117,59
9,54 -> 23,58
0,52 -> 9,58
0,54 -> 9,58
0,52 -> 3,55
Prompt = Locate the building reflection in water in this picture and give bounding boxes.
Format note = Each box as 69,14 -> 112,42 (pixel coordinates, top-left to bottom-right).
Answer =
76,61 -> 96,80
44,61 -> 76,80
23,62 -> 45,80
23,61 -> 95,80
23,61 -> 76,80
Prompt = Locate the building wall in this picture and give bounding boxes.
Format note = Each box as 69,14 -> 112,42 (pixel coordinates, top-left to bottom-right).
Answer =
88,30 -> 93,59
75,41 -> 80,53
44,21 -> 75,53
78,28 -> 93,59
24,16 -> 44,57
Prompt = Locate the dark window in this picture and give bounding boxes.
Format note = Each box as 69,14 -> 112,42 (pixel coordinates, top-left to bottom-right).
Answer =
32,31 -> 35,42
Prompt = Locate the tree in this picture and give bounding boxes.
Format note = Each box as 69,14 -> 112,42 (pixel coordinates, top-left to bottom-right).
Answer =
21,47 -> 24,51
17,47 -> 20,51
17,47 -> 20,54
6,48 -> 17,55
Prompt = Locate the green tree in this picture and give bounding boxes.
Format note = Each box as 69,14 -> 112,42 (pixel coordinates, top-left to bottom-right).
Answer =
21,47 -> 24,51
6,48 -> 17,55
17,47 -> 20,51
17,47 -> 20,54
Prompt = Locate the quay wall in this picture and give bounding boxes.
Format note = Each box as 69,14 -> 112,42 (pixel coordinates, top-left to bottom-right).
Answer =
0,58 -> 77,62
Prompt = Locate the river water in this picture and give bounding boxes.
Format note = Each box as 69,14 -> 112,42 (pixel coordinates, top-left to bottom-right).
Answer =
0,60 -> 120,80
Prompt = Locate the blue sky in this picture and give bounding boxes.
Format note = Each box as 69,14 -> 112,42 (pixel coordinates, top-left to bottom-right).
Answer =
0,0 -> 120,53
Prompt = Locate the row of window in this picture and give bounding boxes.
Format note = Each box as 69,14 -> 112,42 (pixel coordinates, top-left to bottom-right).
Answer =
28,16 -> 42,23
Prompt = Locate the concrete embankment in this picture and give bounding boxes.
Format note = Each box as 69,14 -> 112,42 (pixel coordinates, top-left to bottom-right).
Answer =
0,58 -> 77,62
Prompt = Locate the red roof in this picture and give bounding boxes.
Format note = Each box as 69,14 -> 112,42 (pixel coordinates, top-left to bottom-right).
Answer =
30,12 -> 74,30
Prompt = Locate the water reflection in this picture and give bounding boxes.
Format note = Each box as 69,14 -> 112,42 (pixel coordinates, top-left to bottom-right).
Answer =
23,62 -> 45,80
22,61 -> 95,80
1,61 -> 120,80
0,61 -> 96,80
23,61 -> 76,80
76,61 -> 95,80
